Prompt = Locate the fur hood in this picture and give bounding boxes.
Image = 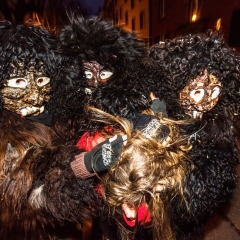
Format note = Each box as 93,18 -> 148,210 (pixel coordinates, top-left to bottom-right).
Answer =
0,21 -> 58,113
50,15 -> 152,138
148,30 -> 240,123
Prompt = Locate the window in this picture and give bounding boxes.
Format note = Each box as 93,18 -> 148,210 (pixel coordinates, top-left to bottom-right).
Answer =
120,7 -> 122,20
132,18 -> 135,31
158,0 -> 165,20
131,0 -> 135,9
140,11 -> 145,29
190,0 -> 201,22
125,11 -> 129,25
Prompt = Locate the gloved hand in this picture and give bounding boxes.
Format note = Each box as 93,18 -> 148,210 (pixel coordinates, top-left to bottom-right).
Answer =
149,92 -> 168,117
84,135 -> 127,173
131,114 -> 170,139
151,99 -> 168,117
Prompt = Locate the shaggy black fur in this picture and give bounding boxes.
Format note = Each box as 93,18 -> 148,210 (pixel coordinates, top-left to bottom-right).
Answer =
0,110 -> 102,240
47,15 -> 155,239
0,20 -> 57,112
0,21 -> 103,240
147,30 -> 240,239
49,15 -> 152,142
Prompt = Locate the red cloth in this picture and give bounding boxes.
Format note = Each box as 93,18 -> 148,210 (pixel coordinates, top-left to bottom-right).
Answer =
77,125 -> 114,152
77,131 -> 106,151
94,184 -> 103,198
123,203 -> 151,227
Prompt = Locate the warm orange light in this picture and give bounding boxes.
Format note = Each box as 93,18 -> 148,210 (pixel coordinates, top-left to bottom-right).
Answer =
192,14 -> 197,22
216,18 -> 221,30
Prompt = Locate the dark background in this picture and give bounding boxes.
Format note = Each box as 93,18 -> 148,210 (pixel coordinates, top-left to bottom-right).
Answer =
0,0 -> 104,29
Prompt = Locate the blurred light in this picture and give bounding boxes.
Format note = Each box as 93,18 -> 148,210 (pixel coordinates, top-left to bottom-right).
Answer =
192,14 -> 197,22
216,18 -> 221,30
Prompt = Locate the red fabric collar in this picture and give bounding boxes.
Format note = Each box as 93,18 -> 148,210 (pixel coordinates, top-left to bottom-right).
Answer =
123,203 -> 151,227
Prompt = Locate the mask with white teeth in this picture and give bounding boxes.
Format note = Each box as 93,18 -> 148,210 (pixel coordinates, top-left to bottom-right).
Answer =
0,61 -> 51,116
179,69 -> 222,119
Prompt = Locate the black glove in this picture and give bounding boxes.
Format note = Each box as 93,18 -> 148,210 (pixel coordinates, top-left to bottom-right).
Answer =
131,114 -> 170,139
84,136 -> 124,173
150,99 -> 168,117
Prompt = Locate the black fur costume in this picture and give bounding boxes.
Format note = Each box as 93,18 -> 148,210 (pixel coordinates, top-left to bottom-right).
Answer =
50,15 -> 152,142
48,15 -> 156,239
0,21 -> 102,240
147,30 -> 240,239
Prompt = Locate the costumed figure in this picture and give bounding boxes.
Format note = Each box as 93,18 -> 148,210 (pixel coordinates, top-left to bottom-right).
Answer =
50,14 -> 164,143
91,107 -> 192,240
146,30 -> 240,239
49,14 -> 169,239
0,20 -> 123,240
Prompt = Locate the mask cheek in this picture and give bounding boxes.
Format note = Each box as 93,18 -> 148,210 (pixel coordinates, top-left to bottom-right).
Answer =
1,87 -> 25,99
0,88 -> 26,113
201,86 -> 221,111
22,86 -> 50,106
40,85 -> 51,102
2,97 -> 24,114
0,87 -> 50,116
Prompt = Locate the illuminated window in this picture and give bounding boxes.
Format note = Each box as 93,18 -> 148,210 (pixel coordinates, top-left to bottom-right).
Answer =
190,0 -> 201,22
140,11 -> 145,29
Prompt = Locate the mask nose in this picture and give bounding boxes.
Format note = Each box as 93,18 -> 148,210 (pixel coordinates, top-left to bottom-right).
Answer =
88,75 -> 99,88
23,90 -> 44,105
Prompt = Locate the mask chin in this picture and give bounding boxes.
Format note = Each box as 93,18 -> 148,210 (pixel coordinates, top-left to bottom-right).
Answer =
20,105 -> 45,116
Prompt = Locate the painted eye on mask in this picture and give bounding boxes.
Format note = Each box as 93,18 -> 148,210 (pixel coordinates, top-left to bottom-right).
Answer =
5,78 -> 28,88
100,71 -> 113,80
84,71 -> 93,79
36,77 -> 50,87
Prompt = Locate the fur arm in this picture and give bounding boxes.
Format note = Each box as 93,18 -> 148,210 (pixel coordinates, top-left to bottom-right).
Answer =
170,118 -> 238,231
29,145 -> 101,224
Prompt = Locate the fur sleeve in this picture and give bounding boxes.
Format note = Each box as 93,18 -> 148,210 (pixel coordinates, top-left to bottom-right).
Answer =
29,145 -> 101,223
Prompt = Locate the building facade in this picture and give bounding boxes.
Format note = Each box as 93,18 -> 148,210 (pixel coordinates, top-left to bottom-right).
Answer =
103,0 -> 150,45
103,0 -> 240,49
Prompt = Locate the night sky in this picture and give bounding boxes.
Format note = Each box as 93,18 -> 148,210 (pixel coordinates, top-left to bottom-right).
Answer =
0,0 -> 105,29
71,0 -> 104,17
